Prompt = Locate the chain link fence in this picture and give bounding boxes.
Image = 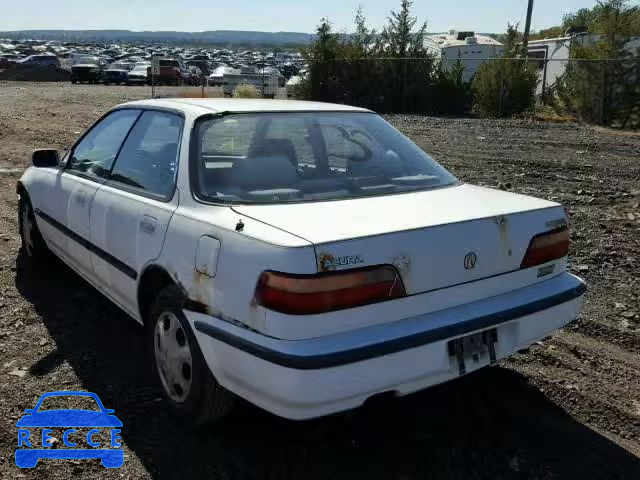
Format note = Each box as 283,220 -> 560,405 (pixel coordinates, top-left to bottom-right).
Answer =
1,56 -> 638,127
301,57 -> 640,127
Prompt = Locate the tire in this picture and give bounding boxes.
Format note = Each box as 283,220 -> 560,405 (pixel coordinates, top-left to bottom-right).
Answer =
18,193 -> 50,263
71,78 -> 77,84
15,451 -> 38,468
149,285 -> 235,424
100,450 -> 124,468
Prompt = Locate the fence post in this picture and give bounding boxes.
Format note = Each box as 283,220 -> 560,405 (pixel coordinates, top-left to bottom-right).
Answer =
498,60 -> 504,118
599,64 -> 606,125
402,58 -> 408,113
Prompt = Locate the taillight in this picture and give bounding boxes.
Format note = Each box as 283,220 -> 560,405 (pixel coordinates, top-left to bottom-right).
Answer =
255,266 -> 406,315
521,227 -> 570,269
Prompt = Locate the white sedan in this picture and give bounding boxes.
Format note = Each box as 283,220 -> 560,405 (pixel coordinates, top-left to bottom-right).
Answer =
17,99 -> 586,421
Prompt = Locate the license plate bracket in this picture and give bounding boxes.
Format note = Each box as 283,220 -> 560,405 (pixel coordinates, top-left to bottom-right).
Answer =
447,329 -> 498,375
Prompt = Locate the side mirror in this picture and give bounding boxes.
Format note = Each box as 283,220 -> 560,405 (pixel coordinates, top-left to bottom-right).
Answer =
32,149 -> 60,168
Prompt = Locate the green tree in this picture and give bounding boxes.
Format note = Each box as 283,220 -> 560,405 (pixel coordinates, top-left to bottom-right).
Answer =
301,1 -> 436,113
352,6 -> 376,57
299,19 -> 346,101
551,0 -> 640,127
378,0 -> 428,58
431,60 -> 472,115
472,24 -> 539,117
374,0 -> 434,112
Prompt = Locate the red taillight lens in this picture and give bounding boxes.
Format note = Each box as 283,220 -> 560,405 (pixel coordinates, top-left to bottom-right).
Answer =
255,266 -> 406,315
521,227 -> 570,269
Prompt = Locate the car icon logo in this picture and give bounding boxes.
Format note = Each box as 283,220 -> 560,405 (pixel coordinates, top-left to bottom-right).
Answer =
15,391 -> 124,469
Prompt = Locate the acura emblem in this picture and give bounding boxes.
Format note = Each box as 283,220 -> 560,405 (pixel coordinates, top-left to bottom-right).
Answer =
464,252 -> 478,270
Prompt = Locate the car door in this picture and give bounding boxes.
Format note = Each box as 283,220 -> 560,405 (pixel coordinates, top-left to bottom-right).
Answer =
32,109 -> 141,282
89,110 -> 184,315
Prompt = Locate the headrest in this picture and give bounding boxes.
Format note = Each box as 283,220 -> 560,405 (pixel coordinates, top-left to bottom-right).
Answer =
229,156 -> 298,190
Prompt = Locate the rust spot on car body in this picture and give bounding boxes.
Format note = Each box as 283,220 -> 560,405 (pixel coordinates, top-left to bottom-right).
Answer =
317,252 -> 365,271
317,252 -> 336,272
188,268 -> 214,314
392,255 -> 412,277
496,216 -> 512,256
186,269 -> 264,331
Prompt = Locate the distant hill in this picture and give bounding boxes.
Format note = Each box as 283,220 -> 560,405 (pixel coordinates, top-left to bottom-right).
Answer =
0,30 -> 315,46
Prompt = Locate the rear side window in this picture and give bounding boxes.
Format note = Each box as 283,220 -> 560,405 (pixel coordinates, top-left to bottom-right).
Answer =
68,109 -> 141,179
109,111 -> 183,199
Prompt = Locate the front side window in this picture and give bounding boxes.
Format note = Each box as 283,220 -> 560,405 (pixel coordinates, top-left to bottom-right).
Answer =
68,109 -> 141,179
192,112 -> 458,204
109,111 -> 183,198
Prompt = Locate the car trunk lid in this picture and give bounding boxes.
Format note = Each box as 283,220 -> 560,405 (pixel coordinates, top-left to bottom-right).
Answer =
232,184 -> 568,295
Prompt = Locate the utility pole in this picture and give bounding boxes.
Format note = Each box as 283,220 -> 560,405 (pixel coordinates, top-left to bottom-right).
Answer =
522,0 -> 535,55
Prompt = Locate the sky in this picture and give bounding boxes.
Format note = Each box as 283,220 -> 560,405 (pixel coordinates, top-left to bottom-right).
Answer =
0,0 -> 611,33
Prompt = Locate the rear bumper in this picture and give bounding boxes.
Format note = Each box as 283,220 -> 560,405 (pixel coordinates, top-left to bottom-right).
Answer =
186,273 -> 586,420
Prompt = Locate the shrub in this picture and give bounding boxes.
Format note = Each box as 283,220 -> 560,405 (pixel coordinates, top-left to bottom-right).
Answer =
472,25 -> 538,117
548,0 -> 640,128
430,60 -> 472,115
233,84 -> 260,98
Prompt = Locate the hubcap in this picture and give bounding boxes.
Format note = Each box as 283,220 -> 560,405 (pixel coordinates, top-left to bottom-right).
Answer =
21,201 -> 34,255
154,312 -> 193,403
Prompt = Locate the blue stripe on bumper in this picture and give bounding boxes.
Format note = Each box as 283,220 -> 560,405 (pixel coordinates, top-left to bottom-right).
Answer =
193,281 -> 586,370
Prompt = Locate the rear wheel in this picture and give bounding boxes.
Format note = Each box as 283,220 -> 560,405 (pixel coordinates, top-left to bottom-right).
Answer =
149,286 -> 235,424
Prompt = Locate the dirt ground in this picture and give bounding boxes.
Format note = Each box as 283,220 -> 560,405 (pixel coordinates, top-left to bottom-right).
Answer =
0,82 -> 638,480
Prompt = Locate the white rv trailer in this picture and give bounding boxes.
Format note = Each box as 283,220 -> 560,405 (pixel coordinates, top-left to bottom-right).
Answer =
527,34 -> 640,97
425,30 -> 504,83
209,65 -> 284,97
527,37 -> 572,97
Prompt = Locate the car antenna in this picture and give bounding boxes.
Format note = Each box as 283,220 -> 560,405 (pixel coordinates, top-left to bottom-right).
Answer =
235,219 -> 245,232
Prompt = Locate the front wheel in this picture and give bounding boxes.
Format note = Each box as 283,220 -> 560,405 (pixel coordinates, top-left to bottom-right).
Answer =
18,194 -> 50,263
149,286 -> 235,424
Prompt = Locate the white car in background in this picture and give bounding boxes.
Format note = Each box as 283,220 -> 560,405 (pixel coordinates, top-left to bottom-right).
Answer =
17,99 -> 586,421
126,63 -> 151,85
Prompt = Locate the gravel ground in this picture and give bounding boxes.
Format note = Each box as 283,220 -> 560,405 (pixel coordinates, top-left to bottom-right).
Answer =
0,82 -> 639,480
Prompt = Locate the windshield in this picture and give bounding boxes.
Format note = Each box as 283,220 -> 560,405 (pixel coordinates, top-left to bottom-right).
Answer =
37,395 -> 100,412
192,112 -> 458,204
110,63 -> 132,70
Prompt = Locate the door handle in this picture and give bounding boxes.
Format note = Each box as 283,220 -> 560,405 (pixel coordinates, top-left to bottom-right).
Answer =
140,215 -> 157,234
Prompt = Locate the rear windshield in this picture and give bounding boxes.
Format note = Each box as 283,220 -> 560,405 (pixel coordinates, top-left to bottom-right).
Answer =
192,112 -> 458,204
160,60 -> 179,67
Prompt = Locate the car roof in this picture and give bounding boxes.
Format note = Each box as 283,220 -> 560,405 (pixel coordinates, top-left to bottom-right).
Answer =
118,98 -> 373,115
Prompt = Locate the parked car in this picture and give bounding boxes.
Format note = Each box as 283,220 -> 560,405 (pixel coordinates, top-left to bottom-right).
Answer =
71,63 -> 104,84
156,59 -> 190,85
186,59 -> 211,75
0,53 -> 20,69
126,63 -> 151,85
187,66 -> 204,85
17,54 -> 61,68
103,63 -> 134,85
17,99 -> 586,422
